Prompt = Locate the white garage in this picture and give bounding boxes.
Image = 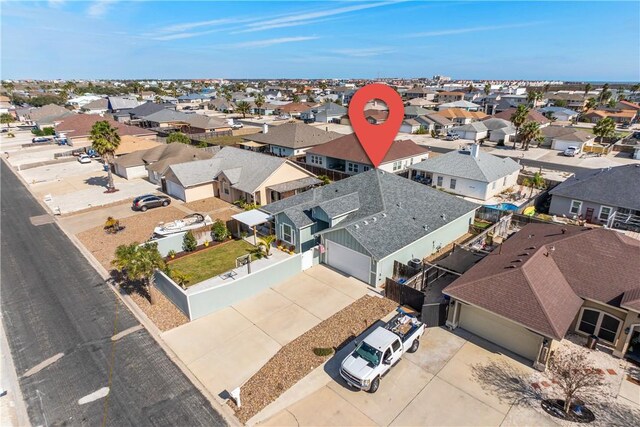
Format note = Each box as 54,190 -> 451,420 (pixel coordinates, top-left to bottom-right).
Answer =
325,240 -> 371,283
166,180 -> 186,201
458,304 -> 544,361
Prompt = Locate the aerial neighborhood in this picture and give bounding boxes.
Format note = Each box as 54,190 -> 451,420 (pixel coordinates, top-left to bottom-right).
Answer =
2,70 -> 640,427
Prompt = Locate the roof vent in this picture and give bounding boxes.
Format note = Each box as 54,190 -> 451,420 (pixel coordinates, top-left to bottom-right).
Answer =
423,225 -> 429,231
561,228 -> 567,234
528,234 -> 534,239
363,220 -> 369,225
372,217 -> 377,222
441,213 -> 447,221
513,259 -> 523,263
396,202 -> 402,208
505,265 -> 517,269
519,252 -> 530,256
354,224 -> 359,229
527,246 -> 536,250
382,213 -> 387,217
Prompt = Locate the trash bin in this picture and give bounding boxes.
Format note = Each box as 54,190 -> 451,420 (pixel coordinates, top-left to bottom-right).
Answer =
586,334 -> 599,349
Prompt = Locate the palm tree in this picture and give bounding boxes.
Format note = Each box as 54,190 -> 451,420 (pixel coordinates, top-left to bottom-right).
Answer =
257,235 -> 276,257
235,101 -> 251,118
112,242 -> 165,305
519,121 -> 543,151
510,105 -> 529,149
292,94 -> 301,103
584,97 -> 597,112
319,81 -> 328,91
584,83 -> 592,96
632,83 -> 640,95
599,83 -> 610,104
483,83 -> 491,96
526,91 -> 540,107
223,90 -> 232,104
593,117 -> 616,144
467,83 -> 475,93
254,93 -> 265,117
90,120 -> 121,192
522,171 -> 545,198
543,83 -> 551,93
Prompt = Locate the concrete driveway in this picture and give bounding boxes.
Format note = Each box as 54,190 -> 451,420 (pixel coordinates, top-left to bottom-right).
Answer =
256,327 -> 559,427
162,265 -> 374,403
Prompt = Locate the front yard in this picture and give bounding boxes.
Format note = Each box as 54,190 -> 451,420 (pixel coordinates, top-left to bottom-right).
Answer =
168,239 -> 256,285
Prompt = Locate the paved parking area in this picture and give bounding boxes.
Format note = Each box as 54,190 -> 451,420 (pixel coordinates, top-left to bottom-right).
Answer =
162,265 -> 374,403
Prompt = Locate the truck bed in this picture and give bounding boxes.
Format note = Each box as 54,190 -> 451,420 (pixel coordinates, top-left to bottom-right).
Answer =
384,311 -> 423,343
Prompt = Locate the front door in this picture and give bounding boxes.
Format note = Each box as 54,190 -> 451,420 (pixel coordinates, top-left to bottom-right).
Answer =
625,329 -> 640,364
585,207 -> 594,223
161,177 -> 167,192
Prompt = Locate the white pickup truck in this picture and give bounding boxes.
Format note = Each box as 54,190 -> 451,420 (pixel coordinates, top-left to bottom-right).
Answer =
340,311 -> 425,393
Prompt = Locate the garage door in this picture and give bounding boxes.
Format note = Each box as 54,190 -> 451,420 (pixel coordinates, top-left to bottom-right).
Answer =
458,304 -> 543,361
166,180 -> 186,201
325,240 -> 371,284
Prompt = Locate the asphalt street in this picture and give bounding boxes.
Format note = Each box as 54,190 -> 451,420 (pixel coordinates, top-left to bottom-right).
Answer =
0,163 -> 227,426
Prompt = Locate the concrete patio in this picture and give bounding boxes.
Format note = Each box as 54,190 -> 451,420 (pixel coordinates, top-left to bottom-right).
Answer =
162,265 -> 375,403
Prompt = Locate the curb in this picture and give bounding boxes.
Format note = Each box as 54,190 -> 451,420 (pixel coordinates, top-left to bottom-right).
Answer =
2,158 -> 241,427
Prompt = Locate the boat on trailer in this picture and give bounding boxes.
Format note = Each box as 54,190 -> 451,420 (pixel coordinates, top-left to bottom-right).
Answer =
153,213 -> 213,237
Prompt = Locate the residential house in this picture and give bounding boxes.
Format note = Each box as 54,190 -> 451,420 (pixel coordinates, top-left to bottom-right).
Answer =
582,108 -> 637,125
444,223 -> 640,367
126,101 -> 176,124
208,98 -> 236,113
400,119 -> 422,134
539,126 -> 595,151
493,108 -> 551,127
544,92 -> 587,111
142,109 -> 230,133
163,147 -> 319,204
260,169 -> 479,285
240,122 -> 341,157
80,98 -> 109,115
482,117 -> 517,143
305,133 -> 429,175
300,102 -> 347,123
548,164 -> 640,227
0,95 -> 13,115
177,93 -> 210,109
26,104 -> 75,130
437,91 -> 465,103
405,87 -> 437,100
404,105 -> 430,119
448,122 -> 489,141
54,114 -> 156,145
437,108 -> 487,125
415,114 -> 454,134
365,109 -> 389,124
113,135 -> 162,157
107,96 -> 142,113
409,145 -> 520,201
113,143 -> 214,182
66,95 -> 103,109
437,100 -> 482,112
537,106 -> 579,122
275,102 -> 316,118
406,97 -> 438,109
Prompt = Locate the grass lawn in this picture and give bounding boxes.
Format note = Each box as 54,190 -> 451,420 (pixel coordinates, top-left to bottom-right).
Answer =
204,135 -> 246,146
169,240 -> 256,285
473,220 -> 492,230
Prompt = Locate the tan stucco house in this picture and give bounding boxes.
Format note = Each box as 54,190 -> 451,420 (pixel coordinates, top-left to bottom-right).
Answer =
163,147 -> 319,204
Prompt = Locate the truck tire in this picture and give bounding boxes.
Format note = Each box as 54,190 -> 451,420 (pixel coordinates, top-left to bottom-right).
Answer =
408,338 -> 420,353
367,376 -> 380,393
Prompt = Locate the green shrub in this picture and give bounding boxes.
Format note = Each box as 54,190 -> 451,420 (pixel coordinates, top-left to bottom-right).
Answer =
167,249 -> 177,259
317,175 -> 331,185
166,131 -> 191,144
313,347 -> 334,357
211,219 -> 229,242
168,268 -> 190,288
182,231 -> 197,252
414,125 -> 428,135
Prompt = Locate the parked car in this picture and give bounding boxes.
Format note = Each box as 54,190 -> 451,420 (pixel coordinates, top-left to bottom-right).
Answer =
340,311 -> 425,393
32,136 -> 51,143
77,154 -> 92,164
132,194 -> 171,212
563,146 -> 580,157
445,133 -> 459,141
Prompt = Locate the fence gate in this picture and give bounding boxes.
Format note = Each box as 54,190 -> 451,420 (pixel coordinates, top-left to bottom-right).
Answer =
384,278 -> 425,312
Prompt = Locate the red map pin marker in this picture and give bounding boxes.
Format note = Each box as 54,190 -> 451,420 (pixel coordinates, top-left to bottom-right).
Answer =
348,83 -> 404,168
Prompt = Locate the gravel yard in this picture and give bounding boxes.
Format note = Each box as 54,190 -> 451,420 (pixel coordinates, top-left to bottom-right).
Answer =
120,284 -> 188,331
183,197 -> 241,218
76,205 -> 185,270
231,295 -> 397,423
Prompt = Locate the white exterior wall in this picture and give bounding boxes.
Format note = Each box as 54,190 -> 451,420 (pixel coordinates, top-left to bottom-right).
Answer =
551,138 -> 589,152
428,170 -> 519,201
269,145 -> 295,157
115,164 -> 147,180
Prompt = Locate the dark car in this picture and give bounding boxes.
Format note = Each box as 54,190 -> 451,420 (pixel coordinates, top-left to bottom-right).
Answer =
132,194 -> 171,212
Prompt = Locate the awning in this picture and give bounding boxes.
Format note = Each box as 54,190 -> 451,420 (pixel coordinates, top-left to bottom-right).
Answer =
232,209 -> 272,227
238,141 -> 267,148
267,177 -> 321,193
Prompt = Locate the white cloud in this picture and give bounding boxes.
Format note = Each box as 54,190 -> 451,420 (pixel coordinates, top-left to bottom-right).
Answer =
87,0 -> 118,18
231,36 -> 320,49
330,47 -> 395,58
408,22 -> 545,37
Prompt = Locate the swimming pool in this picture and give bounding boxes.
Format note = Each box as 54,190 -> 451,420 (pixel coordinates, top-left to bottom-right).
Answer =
485,203 -> 519,211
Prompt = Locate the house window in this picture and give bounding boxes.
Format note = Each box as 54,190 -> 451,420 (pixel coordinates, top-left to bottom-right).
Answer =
450,178 -> 457,190
598,206 -> 613,221
222,180 -> 230,195
309,155 -> 322,165
363,166 -> 370,172
576,308 -> 622,344
436,176 -> 443,187
348,163 -> 359,173
393,161 -> 402,171
569,200 -> 582,215
282,223 -> 294,245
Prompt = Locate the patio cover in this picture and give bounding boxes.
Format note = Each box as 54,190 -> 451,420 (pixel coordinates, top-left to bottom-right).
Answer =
238,141 -> 267,148
232,209 -> 271,227
267,176 -> 322,193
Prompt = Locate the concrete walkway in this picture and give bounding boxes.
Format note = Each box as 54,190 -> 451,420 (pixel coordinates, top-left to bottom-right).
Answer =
162,265 -> 375,403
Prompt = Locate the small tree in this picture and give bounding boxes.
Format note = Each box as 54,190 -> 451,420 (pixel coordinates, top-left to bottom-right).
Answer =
112,242 -> 166,305
182,231 -> 197,252
0,113 -> 13,129
166,131 -> 191,144
413,126 -> 428,135
547,348 -> 606,415
593,117 -> 616,143
257,235 -> 276,257
519,121 -> 543,151
168,268 -> 190,289
254,93 -> 265,117
522,171 -> 545,198
235,101 -> 251,118
317,175 -> 331,185
211,219 -> 229,242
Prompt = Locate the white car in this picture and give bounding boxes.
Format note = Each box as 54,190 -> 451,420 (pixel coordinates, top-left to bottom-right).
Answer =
77,154 -> 92,164
563,146 -> 580,157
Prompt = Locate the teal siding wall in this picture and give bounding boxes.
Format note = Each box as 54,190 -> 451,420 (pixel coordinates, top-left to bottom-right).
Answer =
320,228 -> 376,284
375,211 -> 475,286
274,212 -> 300,251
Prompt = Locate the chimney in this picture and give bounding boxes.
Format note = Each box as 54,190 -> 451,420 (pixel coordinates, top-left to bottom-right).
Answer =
470,143 -> 480,159
263,123 -> 268,134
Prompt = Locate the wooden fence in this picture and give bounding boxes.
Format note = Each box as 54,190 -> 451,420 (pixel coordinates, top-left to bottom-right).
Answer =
291,161 -> 351,181
384,278 -> 425,312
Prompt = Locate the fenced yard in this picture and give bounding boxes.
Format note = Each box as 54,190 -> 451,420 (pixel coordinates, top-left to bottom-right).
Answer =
168,239 -> 256,285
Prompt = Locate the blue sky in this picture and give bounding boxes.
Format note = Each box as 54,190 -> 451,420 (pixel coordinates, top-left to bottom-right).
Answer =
1,1 -> 639,81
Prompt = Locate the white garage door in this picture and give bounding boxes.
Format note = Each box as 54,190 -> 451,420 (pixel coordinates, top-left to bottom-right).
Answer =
325,240 -> 371,284
458,304 -> 543,361
166,180 -> 186,201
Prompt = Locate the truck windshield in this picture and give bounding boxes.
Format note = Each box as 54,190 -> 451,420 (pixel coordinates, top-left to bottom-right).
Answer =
355,342 -> 381,366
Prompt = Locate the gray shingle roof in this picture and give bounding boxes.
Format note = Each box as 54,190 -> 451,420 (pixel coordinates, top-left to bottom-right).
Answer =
261,170 -> 479,259
549,164 -> 640,210
304,102 -> 347,116
319,193 -> 360,218
108,96 -> 141,111
167,147 -> 299,194
266,177 -> 321,193
244,122 -> 342,149
143,109 -> 227,129
128,101 -> 173,118
411,149 -> 520,183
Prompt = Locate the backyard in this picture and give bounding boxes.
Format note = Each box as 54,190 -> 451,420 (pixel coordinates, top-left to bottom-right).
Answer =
168,239 -> 256,285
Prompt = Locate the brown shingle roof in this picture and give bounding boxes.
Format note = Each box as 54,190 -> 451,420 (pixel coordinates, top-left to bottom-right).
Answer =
494,108 -> 551,125
437,109 -> 487,120
56,114 -> 156,139
114,135 -> 162,156
444,224 -> 640,339
307,133 -> 429,166
243,122 -> 341,149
